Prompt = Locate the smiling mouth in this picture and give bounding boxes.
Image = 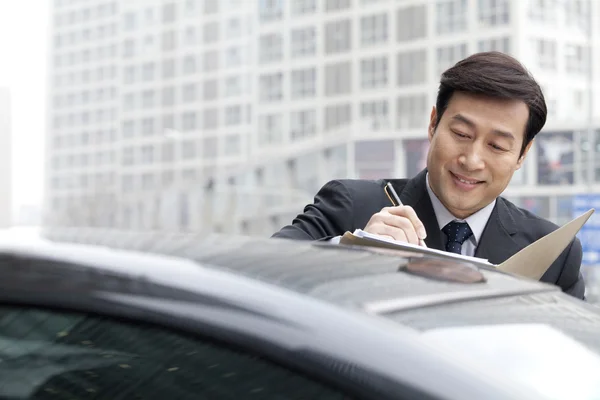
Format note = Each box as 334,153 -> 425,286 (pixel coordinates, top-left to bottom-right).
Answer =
450,171 -> 484,185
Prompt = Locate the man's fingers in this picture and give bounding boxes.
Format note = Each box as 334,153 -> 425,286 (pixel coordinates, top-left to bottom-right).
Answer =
386,206 -> 427,239
379,214 -> 419,244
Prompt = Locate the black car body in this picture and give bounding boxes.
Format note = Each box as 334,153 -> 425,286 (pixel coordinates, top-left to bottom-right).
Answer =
0,228 -> 599,400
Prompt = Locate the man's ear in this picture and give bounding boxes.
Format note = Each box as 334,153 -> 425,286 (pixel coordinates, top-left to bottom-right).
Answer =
516,139 -> 534,169
428,106 -> 437,141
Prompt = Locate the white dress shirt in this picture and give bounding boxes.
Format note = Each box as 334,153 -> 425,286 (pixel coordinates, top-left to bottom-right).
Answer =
425,173 -> 495,257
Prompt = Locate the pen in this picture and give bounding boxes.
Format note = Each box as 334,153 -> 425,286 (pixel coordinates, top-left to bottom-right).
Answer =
384,182 -> 428,248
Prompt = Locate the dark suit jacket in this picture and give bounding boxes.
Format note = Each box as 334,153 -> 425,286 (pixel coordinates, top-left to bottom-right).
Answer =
272,169 -> 586,299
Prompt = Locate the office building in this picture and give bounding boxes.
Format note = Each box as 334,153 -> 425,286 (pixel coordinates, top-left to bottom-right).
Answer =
45,0 -> 600,237
0,88 -> 11,228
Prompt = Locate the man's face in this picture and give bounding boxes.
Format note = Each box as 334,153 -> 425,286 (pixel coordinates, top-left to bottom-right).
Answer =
426,92 -> 533,219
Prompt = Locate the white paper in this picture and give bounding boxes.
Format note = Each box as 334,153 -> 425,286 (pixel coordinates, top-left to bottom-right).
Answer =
351,229 -> 492,265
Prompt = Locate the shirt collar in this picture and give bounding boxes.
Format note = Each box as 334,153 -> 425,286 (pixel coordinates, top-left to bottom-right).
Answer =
425,172 -> 496,244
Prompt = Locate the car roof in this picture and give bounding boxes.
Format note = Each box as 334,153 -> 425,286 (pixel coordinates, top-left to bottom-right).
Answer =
0,227 -> 558,400
2,228 -> 600,399
35,228 -> 600,352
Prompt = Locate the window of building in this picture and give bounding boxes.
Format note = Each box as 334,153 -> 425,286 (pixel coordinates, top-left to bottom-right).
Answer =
325,61 -> 351,96
226,18 -> 242,39
355,140 -> 395,179
203,136 -> 218,158
528,0 -> 557,24
361,13 -> 387,46
291,68 -> 316,99
397,5 -> 427,42
181,139 -> 196,159
324,103 -> 352,131
181,112 -> 197,131
204,0 -> 219,14
162,2 -> 177,23
142,62 -> 155,81
436,0 -> 467,34
259,73 -> 283,102
162,142 -> 174,162
397,94 -> 428,129
162,59 -> 175,79
324,19 -> 351,54
162,31 -> 177,51
565,0 -> 590,34
259,0 -> 283,21
225,76 -> 241,96
141,145 -> 154,164
203,50 -> 219,71
436,43 -> 468,77
291,109 -> 316,141
478,37 -> 511,54
162,87 -> 175,106
258,114 -> 283,145
122,121 -> 135,138
183,55 -> 197,75
203,108 -> 219,130
537,131 -> 575,185
203,79 -> 219,101
225,105 -> 242,126
226,46 -> 242,68
124,11 -> 136,30
224,134 -> 241,156
292,0 -> 316,15
203,21 -> 220,44
565,44 -> 590,75
478,0 -> 510,27
123,93 -> 135,111
361,56 -> 387,89
184,26 -> 197,46
404,138 -> 430,178
182,83 -> 197,103
142,118 -> 155,136
259,34 -> 283,63
325,0 -> 351,11
291,27 -> 316,58
123,39 -> 135,58
397,49 -> 427,86
142,90 -> 155,109
531,39 -> 556,70
122,146 -> 134,165
360,100 -> 389,130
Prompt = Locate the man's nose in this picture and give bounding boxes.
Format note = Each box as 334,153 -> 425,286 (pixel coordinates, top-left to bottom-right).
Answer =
458,146 -> 485,171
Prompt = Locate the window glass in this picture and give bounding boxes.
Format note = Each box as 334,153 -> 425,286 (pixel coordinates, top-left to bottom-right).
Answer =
0,306 -> 352,399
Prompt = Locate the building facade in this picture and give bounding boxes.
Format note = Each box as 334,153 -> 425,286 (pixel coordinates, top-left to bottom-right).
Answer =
0,88 -> 12,228
45,0 -> 600,238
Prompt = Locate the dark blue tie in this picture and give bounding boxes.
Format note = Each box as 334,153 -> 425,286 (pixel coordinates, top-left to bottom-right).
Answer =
442,221 -> 473,254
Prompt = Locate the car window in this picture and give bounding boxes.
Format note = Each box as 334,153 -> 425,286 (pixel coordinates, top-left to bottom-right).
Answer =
0,305 -> 353,399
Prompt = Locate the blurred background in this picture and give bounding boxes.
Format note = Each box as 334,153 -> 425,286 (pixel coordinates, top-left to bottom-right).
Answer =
0,0 -> 599,299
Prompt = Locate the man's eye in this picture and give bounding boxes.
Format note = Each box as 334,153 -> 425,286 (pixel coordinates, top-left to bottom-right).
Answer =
490,143 -> 506,151
453,131 -> 469,138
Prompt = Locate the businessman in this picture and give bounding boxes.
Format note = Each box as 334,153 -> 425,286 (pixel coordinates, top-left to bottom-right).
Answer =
272,52 -> 585,299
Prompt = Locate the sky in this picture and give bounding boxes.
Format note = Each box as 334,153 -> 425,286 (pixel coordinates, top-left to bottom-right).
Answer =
0,1 -> 49,215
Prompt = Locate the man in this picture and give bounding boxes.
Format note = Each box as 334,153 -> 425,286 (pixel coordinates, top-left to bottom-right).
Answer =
272,52 -> 585,299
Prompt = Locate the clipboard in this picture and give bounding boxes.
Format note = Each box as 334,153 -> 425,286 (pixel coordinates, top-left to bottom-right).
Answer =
339,209 -> 595,280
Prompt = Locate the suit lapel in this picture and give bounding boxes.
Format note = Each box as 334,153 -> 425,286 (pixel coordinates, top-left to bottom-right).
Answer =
395,170 -> 444,251
474,198 -> 521,264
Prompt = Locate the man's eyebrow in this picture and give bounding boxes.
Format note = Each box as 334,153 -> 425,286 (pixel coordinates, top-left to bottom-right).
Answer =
450,113 -> 515,140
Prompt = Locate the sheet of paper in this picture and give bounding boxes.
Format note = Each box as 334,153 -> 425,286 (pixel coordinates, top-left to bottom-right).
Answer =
340,209 -> 595,281
341,229 -> 492,266
496,208 -> 595,279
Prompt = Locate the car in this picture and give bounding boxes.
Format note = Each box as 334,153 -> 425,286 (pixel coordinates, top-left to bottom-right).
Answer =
0,227 -> 599,400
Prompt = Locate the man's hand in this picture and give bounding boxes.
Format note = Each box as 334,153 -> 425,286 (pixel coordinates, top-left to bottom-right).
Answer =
363,206 -> 427,245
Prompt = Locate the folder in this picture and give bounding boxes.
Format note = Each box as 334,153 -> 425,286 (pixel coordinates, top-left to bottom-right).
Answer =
339,209 -> 595,280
